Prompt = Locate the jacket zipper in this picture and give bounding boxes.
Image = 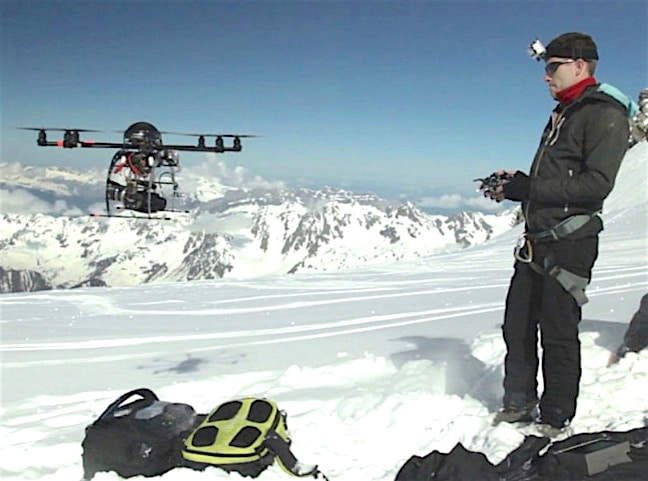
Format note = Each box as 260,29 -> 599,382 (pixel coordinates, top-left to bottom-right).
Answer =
525,111 -> 564,230
564,169 -> 573,212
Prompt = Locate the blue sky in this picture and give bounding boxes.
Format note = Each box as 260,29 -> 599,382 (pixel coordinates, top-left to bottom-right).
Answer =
1,0 -> 646,211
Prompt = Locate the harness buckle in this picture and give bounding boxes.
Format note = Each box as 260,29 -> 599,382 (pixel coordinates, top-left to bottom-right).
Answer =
514,234 -> 534,263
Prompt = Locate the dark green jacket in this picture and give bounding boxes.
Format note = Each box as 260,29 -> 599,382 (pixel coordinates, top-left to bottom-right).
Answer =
523,85 -> 629,237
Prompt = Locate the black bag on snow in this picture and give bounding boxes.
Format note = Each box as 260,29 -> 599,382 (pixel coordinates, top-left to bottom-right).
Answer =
499,427 -> 647,481
395,427 -> 647,481
395,442 -> 500,481
81,388 -> 200,480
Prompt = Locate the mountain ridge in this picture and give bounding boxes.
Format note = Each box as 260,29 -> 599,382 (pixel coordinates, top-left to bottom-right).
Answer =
5,137 -> 644,294
0,164 -> 521,292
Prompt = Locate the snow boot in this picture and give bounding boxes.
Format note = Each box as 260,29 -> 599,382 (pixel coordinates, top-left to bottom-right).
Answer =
534,421 -> 572,439
492,404 -> 538,426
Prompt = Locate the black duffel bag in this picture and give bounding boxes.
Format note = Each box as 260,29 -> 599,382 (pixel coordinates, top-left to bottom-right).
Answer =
81,388 -> 200,480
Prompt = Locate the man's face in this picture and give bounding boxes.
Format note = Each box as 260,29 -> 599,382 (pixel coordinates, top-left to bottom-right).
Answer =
543,57 -> 580,99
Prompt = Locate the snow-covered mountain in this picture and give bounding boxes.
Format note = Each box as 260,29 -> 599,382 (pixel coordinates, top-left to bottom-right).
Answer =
0,163 -> 519,293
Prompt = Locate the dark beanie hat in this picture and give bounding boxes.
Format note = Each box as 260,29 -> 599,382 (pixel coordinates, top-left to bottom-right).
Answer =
545,32 -> 599,60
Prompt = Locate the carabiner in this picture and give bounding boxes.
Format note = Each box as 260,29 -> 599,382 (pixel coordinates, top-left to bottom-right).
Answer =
514,234 -> 533,263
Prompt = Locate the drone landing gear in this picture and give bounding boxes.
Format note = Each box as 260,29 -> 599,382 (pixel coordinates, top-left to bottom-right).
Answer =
93,202 -> 191,221
90,212 -> 174,221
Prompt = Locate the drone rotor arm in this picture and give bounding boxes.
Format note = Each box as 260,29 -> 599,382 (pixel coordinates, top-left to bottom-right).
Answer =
162,144 -> 226,153
19,127 -> 119,149
77,141 -> 125,149
163,140 -> 243,153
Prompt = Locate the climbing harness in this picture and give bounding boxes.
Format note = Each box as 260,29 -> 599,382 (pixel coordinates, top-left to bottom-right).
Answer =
515,214 -> 599,306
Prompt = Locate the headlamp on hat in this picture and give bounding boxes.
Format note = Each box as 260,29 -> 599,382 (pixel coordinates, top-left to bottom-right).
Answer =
528,35 -> 599,62
528,39 -> 546,61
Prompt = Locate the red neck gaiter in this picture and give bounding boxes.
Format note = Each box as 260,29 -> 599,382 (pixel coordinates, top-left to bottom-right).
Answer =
556,77 -> 597,106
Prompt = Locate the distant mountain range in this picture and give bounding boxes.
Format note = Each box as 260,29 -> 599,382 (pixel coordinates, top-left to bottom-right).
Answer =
0,163 -> 519,292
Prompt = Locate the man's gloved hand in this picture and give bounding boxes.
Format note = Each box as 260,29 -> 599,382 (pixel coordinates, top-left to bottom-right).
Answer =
477,170 -> 515,203
503,171 -> 531,201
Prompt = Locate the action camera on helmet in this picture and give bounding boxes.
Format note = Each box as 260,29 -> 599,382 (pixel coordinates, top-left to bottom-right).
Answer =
528,39 -> 546,61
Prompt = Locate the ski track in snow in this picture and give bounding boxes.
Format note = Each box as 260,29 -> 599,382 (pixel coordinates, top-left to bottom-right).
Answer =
3,304 -> 504,353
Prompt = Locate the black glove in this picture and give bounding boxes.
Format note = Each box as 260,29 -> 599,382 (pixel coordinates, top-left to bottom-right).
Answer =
503,172 -> 531,201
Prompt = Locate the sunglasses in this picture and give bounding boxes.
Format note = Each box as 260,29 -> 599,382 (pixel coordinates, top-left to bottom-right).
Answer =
545,59 -> 576,76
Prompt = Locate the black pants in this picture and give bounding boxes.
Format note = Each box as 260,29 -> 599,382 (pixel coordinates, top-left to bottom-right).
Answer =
502,237 -> 598,425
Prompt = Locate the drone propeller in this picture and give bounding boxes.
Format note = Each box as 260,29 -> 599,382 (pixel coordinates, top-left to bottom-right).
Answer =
20,122 -> 255,152
159,131 -> 257,138
19,127 -> 101,132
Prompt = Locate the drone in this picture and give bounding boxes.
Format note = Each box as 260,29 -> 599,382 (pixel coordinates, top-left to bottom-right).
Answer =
21,121 -> 253,219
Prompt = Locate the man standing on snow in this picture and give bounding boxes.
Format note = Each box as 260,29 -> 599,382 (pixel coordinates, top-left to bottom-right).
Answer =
608,293 -> 648,366
481,32 -> 631,436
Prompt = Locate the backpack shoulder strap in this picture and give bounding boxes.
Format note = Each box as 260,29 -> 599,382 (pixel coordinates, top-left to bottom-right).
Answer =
97,388 -> 159,421
598,83 -> 640,117
264,430 -> 329,480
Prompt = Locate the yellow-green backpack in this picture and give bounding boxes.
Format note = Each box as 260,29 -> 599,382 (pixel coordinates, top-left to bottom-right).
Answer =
182,398 -> 328,479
